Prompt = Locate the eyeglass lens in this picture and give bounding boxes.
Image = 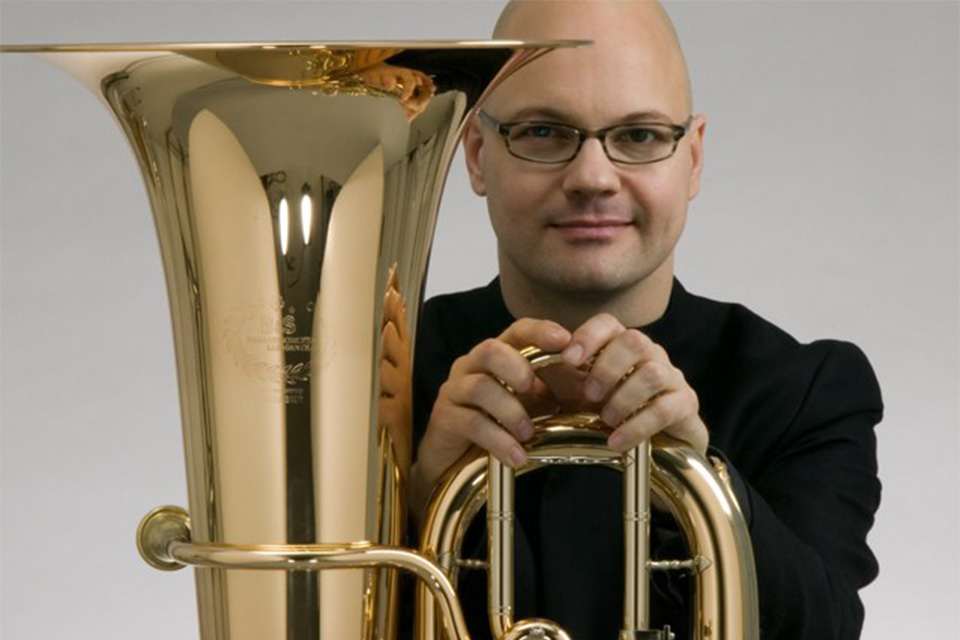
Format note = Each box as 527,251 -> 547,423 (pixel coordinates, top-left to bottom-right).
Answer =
506,122 -> 679,163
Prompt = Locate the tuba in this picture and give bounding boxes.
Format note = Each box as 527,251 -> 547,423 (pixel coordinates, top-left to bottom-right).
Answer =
0,41 -> 757,640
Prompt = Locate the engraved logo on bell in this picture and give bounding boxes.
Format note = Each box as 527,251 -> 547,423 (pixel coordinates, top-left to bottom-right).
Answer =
222,299 -> 314,396
282,313 -> 296,336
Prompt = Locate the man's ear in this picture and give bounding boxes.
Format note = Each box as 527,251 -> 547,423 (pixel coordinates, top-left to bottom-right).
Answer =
686,114 -> 706,201
463,116 -> 487,196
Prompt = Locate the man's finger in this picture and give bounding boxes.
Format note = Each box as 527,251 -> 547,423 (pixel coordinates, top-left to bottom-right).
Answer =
500,318 -> 571,352
606,390 -> 702,453
445,404 -> 528,468
583,329 -> 655,402
599,360 -> 674,426
451,339 -> 536,394
562,313 -> 624,366
448,373 -> 535,442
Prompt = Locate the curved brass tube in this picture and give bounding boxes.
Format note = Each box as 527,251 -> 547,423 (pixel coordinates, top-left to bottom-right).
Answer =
650,439 -> 760,639
138,506 -> 476,640
417,419 -> 759,640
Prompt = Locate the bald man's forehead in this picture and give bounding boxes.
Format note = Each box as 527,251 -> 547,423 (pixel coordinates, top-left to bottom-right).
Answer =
493,0 -> 692,112
495,0 -> 673,37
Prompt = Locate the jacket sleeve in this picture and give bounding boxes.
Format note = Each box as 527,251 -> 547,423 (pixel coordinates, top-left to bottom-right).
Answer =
718,341 -> 882,639
411,297 -> 454,458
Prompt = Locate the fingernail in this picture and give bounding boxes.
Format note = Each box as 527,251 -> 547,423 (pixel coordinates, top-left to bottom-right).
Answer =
509,445 -> 527,467
584,378 -> 602,401
608,432 -> 626,451
564,343 -> 584,365
518,418 -> 534,441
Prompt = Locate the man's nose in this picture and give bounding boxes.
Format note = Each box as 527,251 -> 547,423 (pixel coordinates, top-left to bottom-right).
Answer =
561,137 -> 621,197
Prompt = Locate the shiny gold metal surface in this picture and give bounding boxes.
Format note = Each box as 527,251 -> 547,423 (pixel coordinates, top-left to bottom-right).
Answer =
0,40 -> 584,640
417,348 -> 760,640
137,505 -> 192,572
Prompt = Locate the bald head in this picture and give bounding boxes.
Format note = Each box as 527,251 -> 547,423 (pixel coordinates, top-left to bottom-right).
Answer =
463,0 -> 706,324
493,0 -> 692,113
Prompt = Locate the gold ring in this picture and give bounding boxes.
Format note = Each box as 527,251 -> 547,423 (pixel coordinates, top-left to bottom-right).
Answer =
624,400 -> 649,422
492,375 -> 515,396
618,364 -> 637,384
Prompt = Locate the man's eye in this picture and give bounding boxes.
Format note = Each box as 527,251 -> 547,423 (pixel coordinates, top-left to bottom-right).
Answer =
514,124 -> 565,139
615,127 -> 662,145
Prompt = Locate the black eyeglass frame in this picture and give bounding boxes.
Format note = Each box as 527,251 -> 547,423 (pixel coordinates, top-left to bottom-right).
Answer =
477,110 -> 694,165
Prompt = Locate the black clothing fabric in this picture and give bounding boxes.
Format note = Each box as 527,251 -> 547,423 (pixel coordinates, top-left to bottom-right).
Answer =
412,278 -> 882,640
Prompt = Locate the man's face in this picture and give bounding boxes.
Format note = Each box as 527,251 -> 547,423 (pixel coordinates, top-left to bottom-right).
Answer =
465,2 -> 704,300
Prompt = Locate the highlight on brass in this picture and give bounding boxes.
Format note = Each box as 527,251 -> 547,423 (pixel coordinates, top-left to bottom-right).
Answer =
1,39 -> 756,640
183,46 -> 438,120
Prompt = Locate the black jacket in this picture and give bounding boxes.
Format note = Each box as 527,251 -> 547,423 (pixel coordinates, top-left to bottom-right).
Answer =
412,278 -> 882,639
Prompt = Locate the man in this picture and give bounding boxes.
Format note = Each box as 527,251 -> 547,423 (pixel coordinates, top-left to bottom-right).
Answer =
410,1 -> 882,638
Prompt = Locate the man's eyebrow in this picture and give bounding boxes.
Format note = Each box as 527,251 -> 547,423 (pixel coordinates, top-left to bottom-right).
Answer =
617,110 -> 682,123
500,107 -> 572,122
501,107 -> 682,124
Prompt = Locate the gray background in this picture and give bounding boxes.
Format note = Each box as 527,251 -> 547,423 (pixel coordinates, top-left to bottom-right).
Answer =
1,1 -> 957,638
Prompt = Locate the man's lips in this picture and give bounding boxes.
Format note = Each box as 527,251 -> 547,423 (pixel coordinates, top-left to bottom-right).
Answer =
550,218 -> 633,241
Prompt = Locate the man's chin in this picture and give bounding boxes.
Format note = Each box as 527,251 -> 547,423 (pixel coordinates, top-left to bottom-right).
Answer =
541,269 -> 639,297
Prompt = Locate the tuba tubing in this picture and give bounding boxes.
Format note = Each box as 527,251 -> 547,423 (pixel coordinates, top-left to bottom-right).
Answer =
137,503 -> 476,640
415,348 -> 760,640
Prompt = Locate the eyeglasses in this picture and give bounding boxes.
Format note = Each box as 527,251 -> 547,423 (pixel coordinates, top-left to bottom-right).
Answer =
478,110 -> 693,165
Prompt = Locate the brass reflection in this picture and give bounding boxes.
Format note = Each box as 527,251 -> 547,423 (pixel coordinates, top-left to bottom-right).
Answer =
379,263 -> 413,477
187,47 -> 437,120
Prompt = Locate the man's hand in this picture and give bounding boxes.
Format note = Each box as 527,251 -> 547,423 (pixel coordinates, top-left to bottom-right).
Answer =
561,313 -> 708,457
410,313 -> 708,517
413,318 -> 571,496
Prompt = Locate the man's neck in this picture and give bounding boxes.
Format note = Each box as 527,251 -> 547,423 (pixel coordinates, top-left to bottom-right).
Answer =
498,259 -> 675,331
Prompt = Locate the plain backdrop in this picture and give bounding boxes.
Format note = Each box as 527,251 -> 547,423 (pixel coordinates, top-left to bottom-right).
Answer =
1,1 -> 957,639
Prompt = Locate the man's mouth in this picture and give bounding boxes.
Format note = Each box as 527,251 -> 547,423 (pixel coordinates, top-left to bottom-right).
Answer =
550,218 -> 633,241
